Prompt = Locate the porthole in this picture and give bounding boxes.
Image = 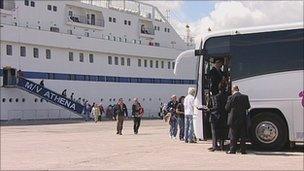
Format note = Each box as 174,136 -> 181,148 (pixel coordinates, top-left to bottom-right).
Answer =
9,98 -> 12,103
40,98 -> 43,103
113,98 -> 116,102
2,98 -> 6,103
22,98 -> 25,102
129,98 -> 131,102
109,99 -> 112,102
34,98 -> 38,102
149,98 -> 152,101
15,98 -> 19,102
143,98 -> 145,101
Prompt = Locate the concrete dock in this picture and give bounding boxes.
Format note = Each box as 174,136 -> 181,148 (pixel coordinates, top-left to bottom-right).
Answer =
1,120 -> 303,170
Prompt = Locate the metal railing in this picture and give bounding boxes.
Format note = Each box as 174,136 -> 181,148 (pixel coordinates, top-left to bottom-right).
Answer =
1,22 -> 192,51
67,15 -> 105,27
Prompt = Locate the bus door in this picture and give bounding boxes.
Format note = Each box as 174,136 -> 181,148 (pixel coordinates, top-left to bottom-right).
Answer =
202,56 -> 232,139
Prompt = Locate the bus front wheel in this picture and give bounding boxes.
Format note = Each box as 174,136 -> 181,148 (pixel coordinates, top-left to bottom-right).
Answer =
250,112 -> 288,150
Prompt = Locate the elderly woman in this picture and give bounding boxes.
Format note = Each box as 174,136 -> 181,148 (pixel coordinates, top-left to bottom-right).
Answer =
91,103 -> 101,123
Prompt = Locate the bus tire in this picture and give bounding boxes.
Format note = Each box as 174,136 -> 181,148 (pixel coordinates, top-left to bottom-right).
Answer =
250,112 -> 288,150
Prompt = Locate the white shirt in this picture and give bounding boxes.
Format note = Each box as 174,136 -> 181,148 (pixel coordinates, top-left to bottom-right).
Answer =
184,94 -> 195,115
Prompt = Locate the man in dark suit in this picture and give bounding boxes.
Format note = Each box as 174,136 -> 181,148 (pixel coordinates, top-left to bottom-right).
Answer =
209,59 -> 224,96
225,85 -> 251,154
208,81 -> 228,151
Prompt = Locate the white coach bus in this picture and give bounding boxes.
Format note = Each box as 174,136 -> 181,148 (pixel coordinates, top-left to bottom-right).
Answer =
175,23 -> 303,150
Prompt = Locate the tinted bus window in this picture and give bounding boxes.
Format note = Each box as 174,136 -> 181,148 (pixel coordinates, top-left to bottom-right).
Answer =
230,29 -> 304,80
204,36 -> 230,57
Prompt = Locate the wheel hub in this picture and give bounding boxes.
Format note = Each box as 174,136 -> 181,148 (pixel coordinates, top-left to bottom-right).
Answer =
255,121 -> 278,144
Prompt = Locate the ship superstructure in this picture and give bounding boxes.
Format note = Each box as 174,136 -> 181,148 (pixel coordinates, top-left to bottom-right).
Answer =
0,0 -> 195,120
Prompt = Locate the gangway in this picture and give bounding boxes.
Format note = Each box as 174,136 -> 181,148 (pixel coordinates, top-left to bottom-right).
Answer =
15,76 -> 86,118
2,67 -> 86,119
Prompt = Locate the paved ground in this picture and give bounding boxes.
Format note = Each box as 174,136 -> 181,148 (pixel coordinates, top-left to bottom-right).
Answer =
1,120 -> 303,170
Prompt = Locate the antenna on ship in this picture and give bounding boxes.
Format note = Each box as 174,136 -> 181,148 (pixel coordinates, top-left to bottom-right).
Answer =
186,24 -> 191,46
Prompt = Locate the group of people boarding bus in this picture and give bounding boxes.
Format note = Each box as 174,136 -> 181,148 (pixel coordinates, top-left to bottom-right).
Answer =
164,59 -> 251,154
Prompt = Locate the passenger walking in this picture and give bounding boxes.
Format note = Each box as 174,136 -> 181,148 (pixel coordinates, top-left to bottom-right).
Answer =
76,97 -> 81,103
167,95 -> 178,139
225,85 -> 251,154
70,92 -> 74,101
106,105 -> 114,120
62,89 -> 67,97
208,81 -> 228,151
91,103 -> 101,123
39,79 -> 44,87
114,98 -> 128,135
184,88 -> 196,143
132,98 -> 144,134
158,102 -> 164,119
98,102 -> 105,121
84,101 -> 91,122
176,96 -> 185,141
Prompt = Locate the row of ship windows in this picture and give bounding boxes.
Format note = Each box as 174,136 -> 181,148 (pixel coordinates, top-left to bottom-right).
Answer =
6,44 -> 95,63
69,52 -> 94,63
2,97 -> 162,103
25,0 -> 58,12
6,45 -> 51,59
24,0 -> 35,7
109,17 -> 170,33
5,44 -> 175,69
107,56 -> 175,69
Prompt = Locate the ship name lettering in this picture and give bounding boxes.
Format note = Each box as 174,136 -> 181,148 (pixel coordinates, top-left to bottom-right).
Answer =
43,91 -> 50,99
24,82 -> 34,90
53,94 -> 61,102
70,103 -> 76,110
43,91 -> 76,110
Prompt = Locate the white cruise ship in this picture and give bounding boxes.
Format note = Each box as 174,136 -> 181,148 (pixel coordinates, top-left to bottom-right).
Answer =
0,0 -> 196,120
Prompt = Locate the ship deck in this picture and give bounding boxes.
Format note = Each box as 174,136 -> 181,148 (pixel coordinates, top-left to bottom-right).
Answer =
1,120 -> 303,170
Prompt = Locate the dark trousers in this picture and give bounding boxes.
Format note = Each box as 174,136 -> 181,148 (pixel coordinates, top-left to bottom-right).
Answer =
203,112 -> 211,140
133,117 -> 141,133
117,116 -> 124,134
178,117 -> 185,140
229,125 -> 246,152
211,122 -> 219,149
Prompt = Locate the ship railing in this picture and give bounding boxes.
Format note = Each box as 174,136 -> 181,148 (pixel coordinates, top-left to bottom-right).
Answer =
81,0 -> 167,23
1,23 -> 190,51
67,15 -> 105,27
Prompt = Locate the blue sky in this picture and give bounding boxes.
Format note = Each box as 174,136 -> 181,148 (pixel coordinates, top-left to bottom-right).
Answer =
150,1 -> 303,41
181,1 -> 215,22
170,1 -> 216,23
